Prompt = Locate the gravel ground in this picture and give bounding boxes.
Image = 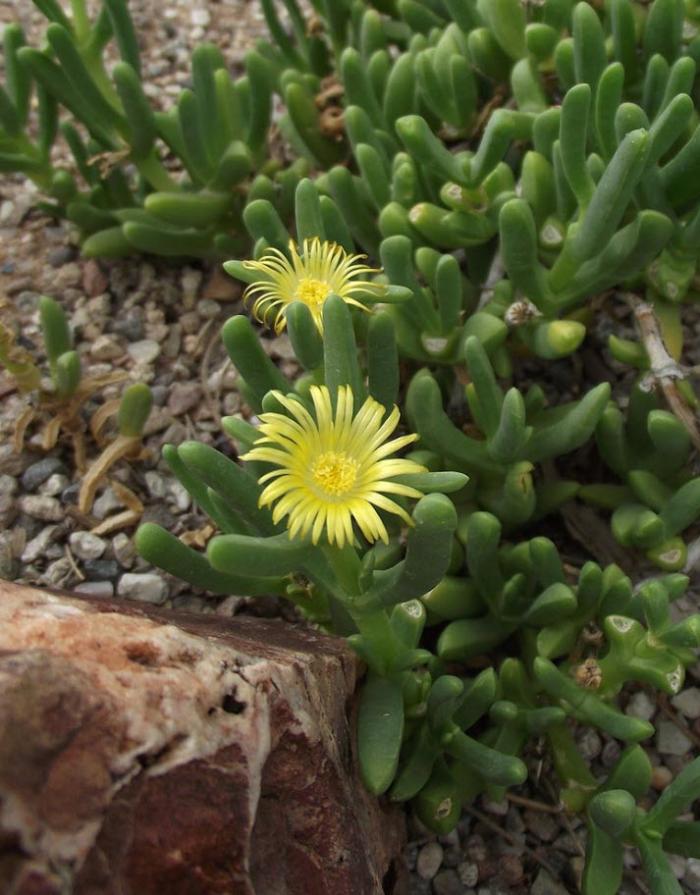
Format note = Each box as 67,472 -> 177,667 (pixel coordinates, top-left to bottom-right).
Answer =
1,2 -> 700,892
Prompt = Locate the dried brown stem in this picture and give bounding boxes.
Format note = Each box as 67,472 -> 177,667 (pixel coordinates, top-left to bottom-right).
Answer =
506,792 -> 563,814
626,294 -> 700,452
78,435 -> 141,513
13,406 -> 35,453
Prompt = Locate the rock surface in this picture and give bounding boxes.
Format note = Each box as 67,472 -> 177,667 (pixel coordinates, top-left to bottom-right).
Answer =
0,580 -> 406,895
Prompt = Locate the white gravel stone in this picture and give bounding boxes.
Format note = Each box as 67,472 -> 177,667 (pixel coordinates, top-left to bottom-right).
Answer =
656,719 -> 693,756
481,796 -> 508,815
112,532 -> 136,568
117,573 -> 168,604
668,853 -> 688,880
0,199 -> 15,223
39,473 -> 69,497
69,531 -> 107,561
92,487 -> 122,520
21,526 -> 59,563
145,471 -> 167,498
0,474 -> 18,497
127,339 -> 161,364
458,861 -> 479,887
626,690 -> 656,721
190,7 -> 210,26
416,842 -> 443,880
198,298 -> 220,318
17,495 -> 63,522
167,478 -> 191,511
685,858 -> 700,892
671,687 -> 700,720
91,334 -> 123,361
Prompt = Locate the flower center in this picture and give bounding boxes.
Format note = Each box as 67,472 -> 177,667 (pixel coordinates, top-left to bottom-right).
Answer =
296,277 -> 331,308
311,451 -> 358,496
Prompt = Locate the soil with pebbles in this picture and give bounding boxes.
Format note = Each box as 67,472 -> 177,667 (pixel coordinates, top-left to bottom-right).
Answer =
1,1 -> 700,892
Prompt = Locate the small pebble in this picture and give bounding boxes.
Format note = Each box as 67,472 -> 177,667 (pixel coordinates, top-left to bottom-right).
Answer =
84,559 -> 120,581
150,384 -> 169,406
198,298 -> 220,319
128,339 -> 161,364
117,572 -> 168,604
685,858 -> 700,893
0,444 -> 30,476
0,199 -> 15,223
82,259 -> 109,297
112,309 -> 145,342
167,382 -> 203,416
416,842 -> 443,881
465,835 -> 487,863
432,869 -> 462,895
47,246 -> 76,268
69,531 -> 107,561
215,595 -> 243,616
60,481 -> 81,505
651,765 -> 673,790
74,581 -> 114,598
39,474 -> 70,497
669,853 -> 687,880
17,495 -> 63,522
458,862 -> 479,887
498,854 -> 524,886
441,847 -> 461,869
523,809 -> 559,843
145,471 -> 167,499
626,691 -> 656,721
671,687 -> 700,720
44,557 -> 74,588
91,333 -> 124,361
21,457 -> 67,492
180,311 -> 200,334
112,532 -> 136,568
576,728 -> 602,761
482,797 -> 509,816
0,475 -> 17,497
93,487 -> 122,520
190,8 -> 210,26
601,739 -> 621,767
167,479 -> 191,512
171,594 -> 208,613
656,719 -> 693,756
531,868 -> 570,895
21,525 -> 59,563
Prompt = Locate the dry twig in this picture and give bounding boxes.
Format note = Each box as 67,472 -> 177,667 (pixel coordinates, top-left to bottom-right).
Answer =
625,293 -> 700,452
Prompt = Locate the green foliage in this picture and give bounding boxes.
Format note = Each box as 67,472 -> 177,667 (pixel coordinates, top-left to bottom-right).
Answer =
6,0 -> 700,889
2,0 -> 307,257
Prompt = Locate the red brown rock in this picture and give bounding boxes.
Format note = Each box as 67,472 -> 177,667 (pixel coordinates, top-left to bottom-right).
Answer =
0,581 -> 407,895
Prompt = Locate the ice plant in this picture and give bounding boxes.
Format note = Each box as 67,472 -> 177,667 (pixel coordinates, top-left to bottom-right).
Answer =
241,238 -> 383,333
241,385 -> 425,547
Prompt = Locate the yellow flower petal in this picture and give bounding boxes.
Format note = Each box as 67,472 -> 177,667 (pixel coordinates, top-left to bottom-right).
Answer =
244,385 -> 425,547
240,238 -> 384,333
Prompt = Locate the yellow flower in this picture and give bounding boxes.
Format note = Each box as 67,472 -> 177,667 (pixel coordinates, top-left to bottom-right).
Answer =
242,385 -> 426,548
241,238 -> 384,333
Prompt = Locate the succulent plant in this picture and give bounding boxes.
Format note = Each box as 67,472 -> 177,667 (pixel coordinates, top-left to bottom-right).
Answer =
5,0 -> 700,888
2,0 -> 310,258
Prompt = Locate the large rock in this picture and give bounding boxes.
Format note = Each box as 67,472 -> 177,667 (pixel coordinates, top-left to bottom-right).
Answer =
0,580 -> 406,894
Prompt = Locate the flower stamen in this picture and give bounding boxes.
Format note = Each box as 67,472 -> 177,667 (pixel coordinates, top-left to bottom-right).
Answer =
311,451 -> 358,497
